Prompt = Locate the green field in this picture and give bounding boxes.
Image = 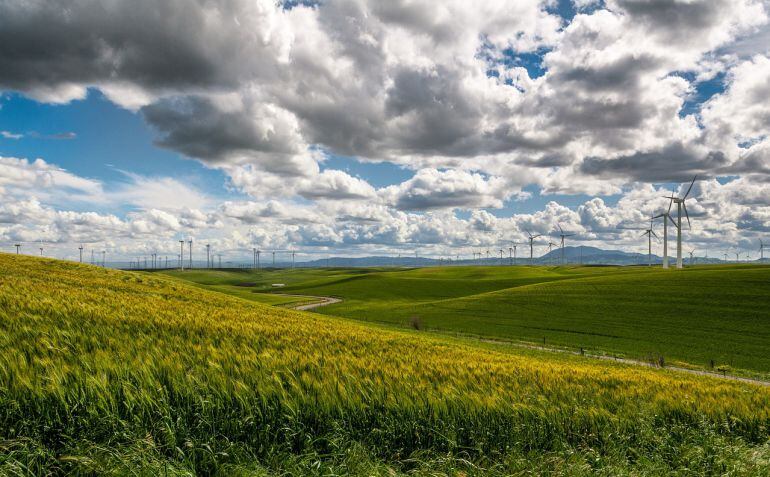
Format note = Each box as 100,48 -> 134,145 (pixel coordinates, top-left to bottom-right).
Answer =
2,254 -> 770,475
164,264 -> 770,378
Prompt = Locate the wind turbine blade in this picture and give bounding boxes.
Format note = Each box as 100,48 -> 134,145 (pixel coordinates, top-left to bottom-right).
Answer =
684,175 -> 697,199
683,202 -> 691,229
668,214 -> 677,228
651,230 -> 659,239
558,223 -> 564,234
640,231 -> 648,238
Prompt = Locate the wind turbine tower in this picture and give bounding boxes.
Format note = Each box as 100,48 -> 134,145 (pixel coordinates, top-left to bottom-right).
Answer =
663,176 -> 697,269
79,245 -> 83,263
206,244 -> 211,269
689,249 -> 695,265
547,241 -> 558,265
760,240 -> 765,261
188,239 -> 193,269
653,200 -> 676,269
526,231 -> 542,265
556,224 -> 575,265
179,240 -> 185,270
641,219 -> 658,267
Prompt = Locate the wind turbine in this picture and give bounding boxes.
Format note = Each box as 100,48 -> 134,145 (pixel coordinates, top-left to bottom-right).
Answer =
79,245 -> 84,263
760,240 -> 766,262
663,176 -> 697,269
179,240 -> 185,270
188,239 -> 193,269
618,217 -> 658,266
508,247 -> 513,265
291,251 -> 295,269
511,244 -> 518,265
653,197 -> 677,269
547,241 -> 558,265
499,248 -> 504,265
526,230 -> 542,265
556,224 -> 575,265
688,249 -> 695,265
641,224 -> 659,267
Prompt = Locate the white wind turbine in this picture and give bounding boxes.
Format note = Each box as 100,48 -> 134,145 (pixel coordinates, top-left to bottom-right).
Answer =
663,176 -> 698,269
653,196 -> 678,269
619,217 -> 658,266
526,230 -> 542,265
760,239 -> 766,262
556,223 -> 575,265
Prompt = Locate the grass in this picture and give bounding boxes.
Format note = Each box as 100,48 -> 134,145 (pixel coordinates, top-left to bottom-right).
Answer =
166,264 -> 770,378
1,254 -> 770,474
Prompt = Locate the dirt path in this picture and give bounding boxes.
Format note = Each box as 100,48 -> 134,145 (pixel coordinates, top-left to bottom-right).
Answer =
274,294 -> 342,311
472,337 -> 770,386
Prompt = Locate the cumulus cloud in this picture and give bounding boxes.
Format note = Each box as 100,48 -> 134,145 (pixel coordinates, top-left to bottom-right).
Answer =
381,169 -> 513,210
2,0 -> 770,258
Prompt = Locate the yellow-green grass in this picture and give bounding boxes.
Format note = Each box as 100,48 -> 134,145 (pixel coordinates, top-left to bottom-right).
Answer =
3,254 -> 770,475
179,265 -> 770,378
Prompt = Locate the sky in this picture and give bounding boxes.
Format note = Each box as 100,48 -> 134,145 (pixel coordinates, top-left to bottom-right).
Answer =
1,0 -> 770,263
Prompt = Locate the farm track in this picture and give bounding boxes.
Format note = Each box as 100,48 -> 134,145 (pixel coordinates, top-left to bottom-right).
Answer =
273,294 -> 343,311
470,337 -> 770,387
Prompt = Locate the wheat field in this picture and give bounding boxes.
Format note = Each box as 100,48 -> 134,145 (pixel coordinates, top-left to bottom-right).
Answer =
1,254 -> 769,475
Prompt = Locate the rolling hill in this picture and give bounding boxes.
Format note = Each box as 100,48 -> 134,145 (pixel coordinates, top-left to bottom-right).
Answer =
166,264 -> 770,378
3,254 -> 770,475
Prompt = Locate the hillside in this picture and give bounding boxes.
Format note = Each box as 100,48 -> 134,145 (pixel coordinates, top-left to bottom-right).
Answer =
168,264 -> 770,378
2,254 -> 770,475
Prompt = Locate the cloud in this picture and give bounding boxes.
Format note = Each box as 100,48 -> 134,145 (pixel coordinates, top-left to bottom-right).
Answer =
2,1 -> 770,257
381,168 -> 513,211
1,130 -> 23,139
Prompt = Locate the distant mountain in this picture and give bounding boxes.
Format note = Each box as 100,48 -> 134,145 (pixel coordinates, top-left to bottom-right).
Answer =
297,246 -> 732,268
118,246 -> 756,269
